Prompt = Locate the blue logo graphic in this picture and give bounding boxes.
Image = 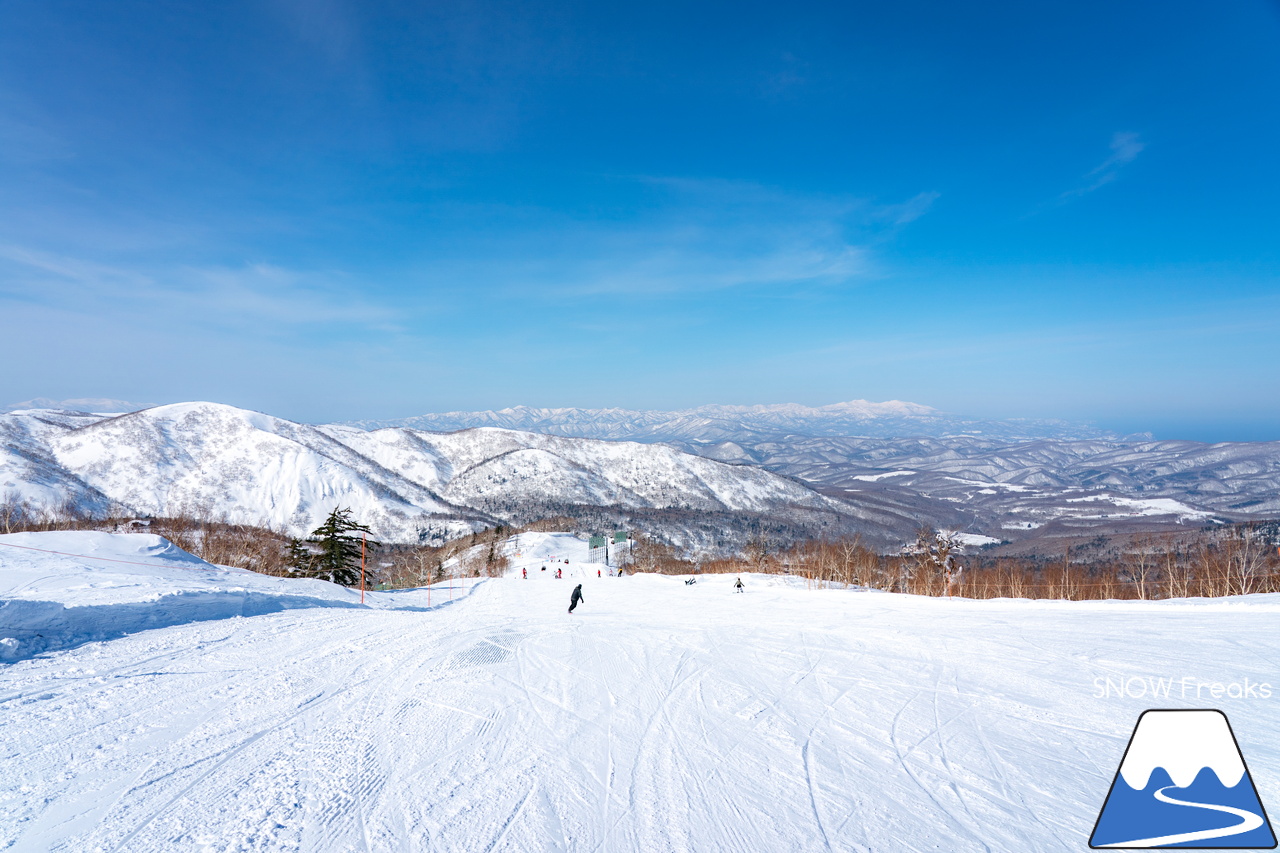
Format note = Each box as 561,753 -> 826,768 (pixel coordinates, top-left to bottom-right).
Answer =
1091,709 -> 1276,849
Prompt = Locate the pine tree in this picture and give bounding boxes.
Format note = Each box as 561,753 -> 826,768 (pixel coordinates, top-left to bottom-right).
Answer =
296,507 -> 380,586
286,537 -> 315,577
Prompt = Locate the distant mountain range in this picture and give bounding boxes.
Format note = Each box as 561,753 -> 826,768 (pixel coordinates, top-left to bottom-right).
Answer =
345,400 -> 1280,548
0,403 -> 933,550
3,399 -> 1276,556
2,397 -> 151,414
346,400 -> 1127,443
696,434 -> 1280,545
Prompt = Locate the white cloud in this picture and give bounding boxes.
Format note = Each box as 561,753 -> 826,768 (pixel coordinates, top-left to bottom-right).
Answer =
0,245 -> 395,334
417,179 -> 935,300
1058,131 -> 1146,201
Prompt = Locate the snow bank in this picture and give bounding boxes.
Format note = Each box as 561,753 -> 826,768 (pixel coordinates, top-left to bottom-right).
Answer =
0,531 -> 480,661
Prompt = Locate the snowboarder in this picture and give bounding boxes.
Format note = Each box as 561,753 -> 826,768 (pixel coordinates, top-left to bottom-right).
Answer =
522,567 -> 527,579
734,577 -> 744,593
568,583 -> 584,614
556,568 -> 562,579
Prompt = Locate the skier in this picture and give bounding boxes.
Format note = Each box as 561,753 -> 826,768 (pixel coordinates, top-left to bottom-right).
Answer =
734,577 -> 744,593
556,567 -> 562,579
597,569 -> 601,578
568,583 -> 584,614
522,567 -> 527,579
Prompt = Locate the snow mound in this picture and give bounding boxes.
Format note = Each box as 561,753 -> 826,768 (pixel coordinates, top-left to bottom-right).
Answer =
0,531 -> 476,661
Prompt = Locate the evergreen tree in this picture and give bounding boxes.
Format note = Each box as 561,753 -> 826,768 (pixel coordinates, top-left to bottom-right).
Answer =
286,537 -> 315,576
296,507 -> 380,586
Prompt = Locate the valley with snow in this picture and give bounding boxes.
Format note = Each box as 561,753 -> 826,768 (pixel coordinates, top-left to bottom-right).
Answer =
3,530 -> 1278,852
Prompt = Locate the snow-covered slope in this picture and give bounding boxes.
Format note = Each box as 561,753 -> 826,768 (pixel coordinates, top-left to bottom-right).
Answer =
322,425 -> 839,515
42,403 -> 486,543
0,403 -> 885,547
0,531 -> 474,660
0,410 -> 121,516
3,537 -> 1278,852
345,399 -> 1118,442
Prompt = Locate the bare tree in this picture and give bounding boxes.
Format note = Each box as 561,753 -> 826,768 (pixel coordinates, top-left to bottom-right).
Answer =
1225,525 -> 1267,596
902,526 -> 962,595
1126,537 -> 1159,600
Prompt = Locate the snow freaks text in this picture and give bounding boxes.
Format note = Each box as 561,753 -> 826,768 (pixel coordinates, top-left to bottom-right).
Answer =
1093,676 -> 1273,701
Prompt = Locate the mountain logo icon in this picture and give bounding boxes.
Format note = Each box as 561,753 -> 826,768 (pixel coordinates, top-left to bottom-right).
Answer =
1090,709 -> 1276,848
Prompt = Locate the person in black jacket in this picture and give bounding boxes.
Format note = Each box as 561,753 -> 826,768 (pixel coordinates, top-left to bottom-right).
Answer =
569,583 -> 584,614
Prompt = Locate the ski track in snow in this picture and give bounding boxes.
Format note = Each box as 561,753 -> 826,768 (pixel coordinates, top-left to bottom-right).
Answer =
3,558 -> 1280,851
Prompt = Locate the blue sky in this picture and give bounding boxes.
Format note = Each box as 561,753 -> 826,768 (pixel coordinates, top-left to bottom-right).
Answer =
1,1 -> 1277,439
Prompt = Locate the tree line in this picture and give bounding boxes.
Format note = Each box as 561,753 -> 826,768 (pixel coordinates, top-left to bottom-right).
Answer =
4,494 -> 1276,599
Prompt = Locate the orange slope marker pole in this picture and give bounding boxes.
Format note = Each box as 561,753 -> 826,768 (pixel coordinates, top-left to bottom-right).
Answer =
361,531 -> 366,605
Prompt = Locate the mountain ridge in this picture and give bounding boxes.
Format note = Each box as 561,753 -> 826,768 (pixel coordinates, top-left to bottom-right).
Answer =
2,402 -> 932,550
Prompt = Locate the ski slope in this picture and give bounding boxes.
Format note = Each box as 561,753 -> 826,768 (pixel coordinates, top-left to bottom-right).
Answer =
2,533 -> 1279,852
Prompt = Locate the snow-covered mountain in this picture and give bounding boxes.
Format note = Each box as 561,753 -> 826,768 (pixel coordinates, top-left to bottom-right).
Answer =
8,399 -> 1276,552
345,399 -> 1119,442
340,400 -> 1280,545
0,409 -> 122,517
1,403 -> 921,548
4,403 -> 487,543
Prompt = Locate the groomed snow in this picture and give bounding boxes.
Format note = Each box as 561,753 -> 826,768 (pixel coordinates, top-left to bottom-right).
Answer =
2,532 -> 1279,851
